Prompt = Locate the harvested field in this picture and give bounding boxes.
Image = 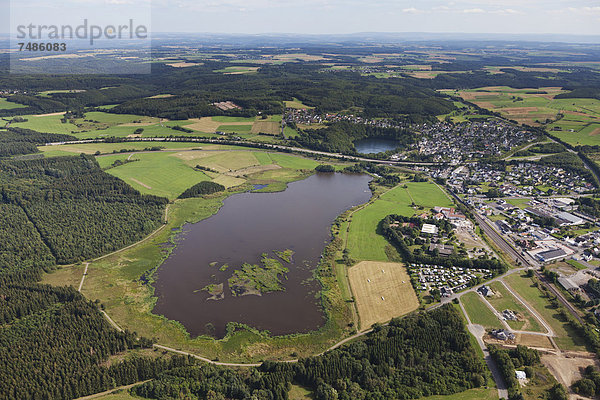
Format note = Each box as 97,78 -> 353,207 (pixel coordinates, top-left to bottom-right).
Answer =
502,107 -> 539,114
516,333 -> 553,349
542,352 -> 598,388
33,112 -> 65,117
348,261 -> 419,330
166,62 -> 202,68
590,127 -> 600,136
228,164 -> 281,177
251,121 -> 280,135
186,117 -> 253,132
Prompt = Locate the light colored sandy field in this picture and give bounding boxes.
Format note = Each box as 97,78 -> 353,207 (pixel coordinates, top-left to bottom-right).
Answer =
186,117 -> 253,132
542,352 -> 598,388
349,261 -> 419,330
251,121 -> 280,135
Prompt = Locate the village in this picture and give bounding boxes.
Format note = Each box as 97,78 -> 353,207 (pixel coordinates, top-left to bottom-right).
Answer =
408,120 -> 539,163
433,162 -> 594,197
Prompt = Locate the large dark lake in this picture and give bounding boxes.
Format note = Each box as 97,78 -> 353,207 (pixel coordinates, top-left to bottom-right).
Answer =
152,172 -> 372,338
354,138 -> 399,154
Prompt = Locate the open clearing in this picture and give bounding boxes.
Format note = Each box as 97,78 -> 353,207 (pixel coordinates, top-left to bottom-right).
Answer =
103,152 -> 211,199
348,261 -> 418,330
516,333 -> 553,349
542,352 -> 598,388
186,117 -> 255,132
284,98 -> 314,109
421,388 -> 498,400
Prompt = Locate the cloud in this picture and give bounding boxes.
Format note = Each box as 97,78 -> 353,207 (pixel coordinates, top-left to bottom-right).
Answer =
402,7 -> 425,14
462,8 -> 485,13
491,8 -> 522,15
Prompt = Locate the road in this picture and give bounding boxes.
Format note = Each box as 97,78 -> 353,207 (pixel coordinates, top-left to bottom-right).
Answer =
498,280 -> 554,338
78,262 -> 89,292
46,137 -> 445,166
459,300 -> 509,399
75,380 -> 151,400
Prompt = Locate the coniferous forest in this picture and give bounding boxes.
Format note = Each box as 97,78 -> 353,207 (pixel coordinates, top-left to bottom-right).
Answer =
132,306 -> 486,400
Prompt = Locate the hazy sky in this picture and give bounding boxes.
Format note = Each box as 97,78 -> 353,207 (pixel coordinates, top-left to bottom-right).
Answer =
3,0 -> 600,35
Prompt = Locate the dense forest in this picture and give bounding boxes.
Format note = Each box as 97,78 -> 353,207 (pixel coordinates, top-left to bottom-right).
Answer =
0,127 -> 77,156
0,150 -> 184,399
179,181 -> 226,199
132,306 -> 487,400
0,155 -> 167,265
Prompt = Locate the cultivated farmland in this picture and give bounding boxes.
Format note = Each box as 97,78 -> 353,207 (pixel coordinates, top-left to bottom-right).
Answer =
348,261 -> 419,330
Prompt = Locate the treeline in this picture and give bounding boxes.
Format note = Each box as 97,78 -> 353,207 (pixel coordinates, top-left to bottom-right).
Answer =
315,164 -> 335,172
572,366 -> 600,397
293,121 -> 416,155
178,181 -> 225,199
382,215 -> 506,272
133,306 -> 488,400
0,149 -> 192,399
488,345 -> 543,399
576,197 -> 600,218
0,154 -> 167,264
0,127 -> 77,157
343,162 -> 403,186
0,267 -> 196,399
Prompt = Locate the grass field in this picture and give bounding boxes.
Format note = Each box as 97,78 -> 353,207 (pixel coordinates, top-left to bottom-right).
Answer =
9,111 -> 160,137
348,261 -> 419,330
103,152 -> 211,199
346,181 -> 453,261
98,149 -> 315,198
217,124 -> 254,133
487,281 -> 544,332
95,392 -> 141,400
421,388 -> 498,400
40,141 -> 205,156
461,292 -> 502,329
504,273 -> 588,351
288,384 -> 313,400
284,98 -> 314,109
0,97 -> 27,109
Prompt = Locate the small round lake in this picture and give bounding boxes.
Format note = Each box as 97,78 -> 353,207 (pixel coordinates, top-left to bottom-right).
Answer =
354,138 -> 399,154
152,172 -> 372,338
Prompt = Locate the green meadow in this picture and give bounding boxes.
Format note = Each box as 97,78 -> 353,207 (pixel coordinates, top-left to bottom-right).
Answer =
461,292 -> 500,329
0,98 -> 27,110
102,152 -> 211,200
346,181 -> 453,261
505,273 -> 588,351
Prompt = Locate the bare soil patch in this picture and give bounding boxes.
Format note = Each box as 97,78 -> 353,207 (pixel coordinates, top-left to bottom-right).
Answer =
130,178 -> 151,189
542,352 -> 598,389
